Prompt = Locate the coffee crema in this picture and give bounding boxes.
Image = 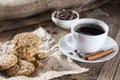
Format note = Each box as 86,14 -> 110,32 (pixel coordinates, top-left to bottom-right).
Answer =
75,23 -> 105,35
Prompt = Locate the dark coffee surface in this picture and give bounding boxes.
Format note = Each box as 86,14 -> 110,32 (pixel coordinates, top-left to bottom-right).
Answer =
75,24 -> 105,35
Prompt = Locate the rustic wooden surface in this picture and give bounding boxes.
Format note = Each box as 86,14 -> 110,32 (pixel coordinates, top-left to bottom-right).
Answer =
0,0 -> 120,80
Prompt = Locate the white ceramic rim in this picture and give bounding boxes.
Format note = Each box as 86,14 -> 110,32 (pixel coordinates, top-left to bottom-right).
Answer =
73,18 -> 109,37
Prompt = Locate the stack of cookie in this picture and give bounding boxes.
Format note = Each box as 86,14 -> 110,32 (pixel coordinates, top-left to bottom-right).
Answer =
0,32 -> 47,77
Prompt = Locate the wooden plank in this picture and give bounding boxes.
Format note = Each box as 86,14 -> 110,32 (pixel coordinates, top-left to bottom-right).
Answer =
97,29 -> 120,80
71,63 -> 103,80
113,30 -> 120,80
97,1 -> 120,80
10,24 -> 40,39
114,64 -> 120,80
41,21 -> 68,41
0,30 -> 17,42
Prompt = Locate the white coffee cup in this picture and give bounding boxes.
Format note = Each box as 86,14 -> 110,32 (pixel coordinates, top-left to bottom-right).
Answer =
71,18 -> 109,53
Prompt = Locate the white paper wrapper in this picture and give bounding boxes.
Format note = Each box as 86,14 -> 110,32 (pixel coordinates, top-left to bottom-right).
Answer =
0,27 -> 88,80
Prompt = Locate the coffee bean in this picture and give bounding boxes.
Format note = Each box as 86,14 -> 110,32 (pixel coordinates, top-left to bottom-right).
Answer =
74,50 -> 83,58
52,31 -> 58,34
74,50 -> 78,53
69,52 -> 73,55
54,9 -> 77,20
78,54 -> 83,58
47,30 -> 50,33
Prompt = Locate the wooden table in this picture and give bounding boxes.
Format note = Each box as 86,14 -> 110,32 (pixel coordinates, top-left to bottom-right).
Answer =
0,0 -> 120,80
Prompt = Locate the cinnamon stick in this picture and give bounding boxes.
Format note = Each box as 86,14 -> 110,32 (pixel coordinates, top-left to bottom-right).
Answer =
83,50 -> 104,59
85,48 -> 114,61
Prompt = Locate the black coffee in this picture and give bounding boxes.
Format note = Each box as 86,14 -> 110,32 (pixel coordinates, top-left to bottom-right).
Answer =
75,23 -> 105,35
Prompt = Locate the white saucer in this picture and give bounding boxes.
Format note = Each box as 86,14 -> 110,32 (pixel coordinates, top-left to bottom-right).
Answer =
59,33 -> 119,63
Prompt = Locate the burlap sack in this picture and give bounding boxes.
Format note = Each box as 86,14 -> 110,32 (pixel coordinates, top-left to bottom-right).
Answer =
0,0 -> 109,31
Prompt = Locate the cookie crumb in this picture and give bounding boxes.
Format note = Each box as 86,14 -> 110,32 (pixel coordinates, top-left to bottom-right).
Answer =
35,53 -> 47,60
51,66 -> 57,70
32,60 -> 43,68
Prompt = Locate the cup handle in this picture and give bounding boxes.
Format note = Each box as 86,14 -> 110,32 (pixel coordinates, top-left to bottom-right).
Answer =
65,33 -> 77,49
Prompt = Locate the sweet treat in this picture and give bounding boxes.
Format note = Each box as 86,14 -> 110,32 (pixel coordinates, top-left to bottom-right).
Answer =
6,60 -> 35,76
13,32 -> 40,48
12,32 -> 40,60
35,53 -> 47,60
54,9 -> 77,20
32,60 -> 43,68
12,46 -> 39,61
0,54 -> 18,70
26,56 -> 36,61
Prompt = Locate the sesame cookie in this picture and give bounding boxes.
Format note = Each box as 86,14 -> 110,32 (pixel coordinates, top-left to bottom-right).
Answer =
0,54 -> 18,70
12,32 -> 40,60
12,46 -> 39,60
13,32 -> 40,48
6,60 -> 35,76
